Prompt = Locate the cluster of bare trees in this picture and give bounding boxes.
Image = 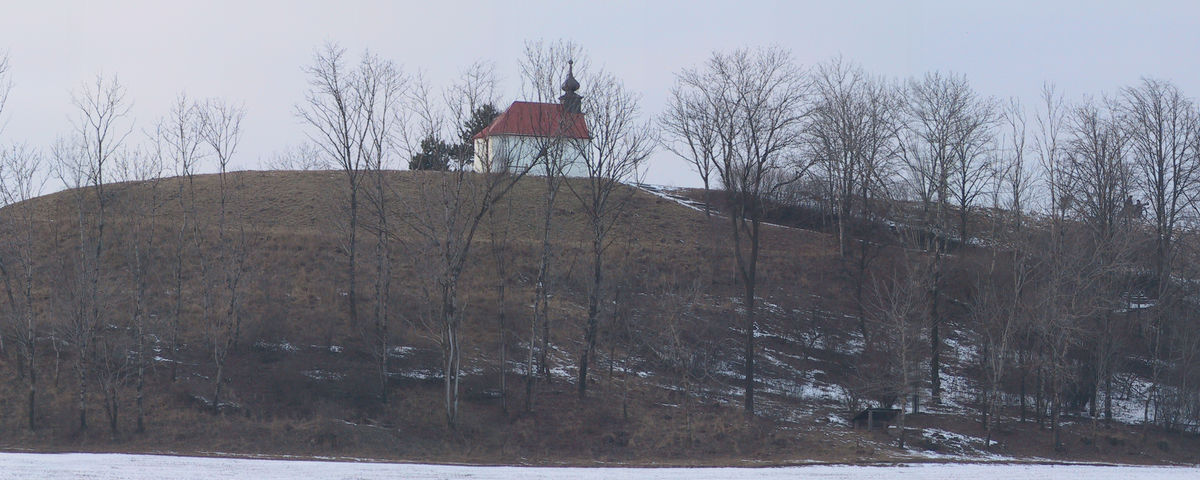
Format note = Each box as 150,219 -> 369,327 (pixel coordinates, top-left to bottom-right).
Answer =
663,47 -> 810,415
0,40 -> 653,438
0,59 -> 256,439
956,82 -> 1200,445
0,41 -> 654,437
295,40 -> 651,426
663,46 -> 1200,444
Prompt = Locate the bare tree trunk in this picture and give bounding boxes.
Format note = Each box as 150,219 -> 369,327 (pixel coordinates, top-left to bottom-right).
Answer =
441,282 -> 461,426
1036,365 -> 1045,427
744,276 -> 757,415
929,252 -> 943,405
374,218 -> 391,404
136,326 -> 144,433
534,176 -> 559,381
1019,352 -> 1028,422
369,178 -> 392,405
212,351 -> 226,409
170,239 -> 184,383
526,302 -> 536,412
577,236 -> 602,398
1104,365 -> 1113,422
347,188 -> 359,335
732,214 -> 762,415
28,358 -> 36,430
569,71 -> 653,398
498,291 -> 507,412
1052,387 -> 1062,449
487,200 -> 513,412
77,355 -> 87,431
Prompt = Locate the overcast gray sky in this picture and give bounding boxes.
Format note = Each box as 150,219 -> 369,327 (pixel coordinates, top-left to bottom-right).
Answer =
1,0 -> 1198,188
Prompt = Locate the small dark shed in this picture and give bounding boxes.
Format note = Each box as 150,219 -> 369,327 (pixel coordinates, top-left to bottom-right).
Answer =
851,408 -> 901,430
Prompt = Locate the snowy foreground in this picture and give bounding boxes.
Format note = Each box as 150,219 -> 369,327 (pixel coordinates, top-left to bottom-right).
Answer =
0,453 -> 1198,480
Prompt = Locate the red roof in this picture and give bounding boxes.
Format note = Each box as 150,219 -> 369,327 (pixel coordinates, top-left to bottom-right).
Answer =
472,101 -> 590,140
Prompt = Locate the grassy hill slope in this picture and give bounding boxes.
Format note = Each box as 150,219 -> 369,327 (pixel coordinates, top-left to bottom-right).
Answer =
0,170 -> 1195,465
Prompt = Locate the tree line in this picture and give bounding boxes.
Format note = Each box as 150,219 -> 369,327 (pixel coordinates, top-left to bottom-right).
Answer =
662,48 -> 1200,448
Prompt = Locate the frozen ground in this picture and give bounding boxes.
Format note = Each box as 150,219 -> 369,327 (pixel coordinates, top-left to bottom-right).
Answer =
0,453 -> 1198,480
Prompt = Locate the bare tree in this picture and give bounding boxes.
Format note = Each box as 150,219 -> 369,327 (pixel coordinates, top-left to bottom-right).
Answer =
405,73 -> 541,426
77,81 -> 137,436
803,57 -> 898,256
1063,99 -> 1131,263
662,80 -> 718,217
0,52 -> 10,137
1000,99 -> 1033,230
999,97 -> 1038,421
566,70 -> 653,397
58,74 -> 132,431
971,100 -> 1033,443
355,53 -> 407,404
1066,98 -> 1142,427
519,39 -> 589,104
1070,98 -> 1137,424
898,72 -> 997,242
408,166 -> 537,426
0,51 -> 12,359
898,73 -> 955,218
446,61 -> 499,145
439,61 -> 516,410
116,144 -> 164,433
1032,92 -> 1126,447
948,96 -> 998,244
298,43 -> 371,338
896,71 -> 991,405
1119,79 -> 1200,426
1121,79 -> 1199,288
0,143 -> 47,430
486,194 -> 515,412
97,144 -> 161,436
264,142 -> 329,171
51,136 -> 92,431
157,94 -> 204,382
517,40 -> 586,398
1031,220 -> 1102,448
865,256 -> 928,448
1031,83 -> 1067,428
95,314 -> 131,438
803,58 -> 899,342
672,47 -> 809,414
969,264 -> 1023,448
198,98 -> 247,409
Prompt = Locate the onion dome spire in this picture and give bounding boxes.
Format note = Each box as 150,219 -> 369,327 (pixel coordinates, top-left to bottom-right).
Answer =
559,59 -> 582,114
561,60 -> 580,93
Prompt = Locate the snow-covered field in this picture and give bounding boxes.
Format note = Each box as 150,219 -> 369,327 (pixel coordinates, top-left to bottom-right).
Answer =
0,453 -> 1197,480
